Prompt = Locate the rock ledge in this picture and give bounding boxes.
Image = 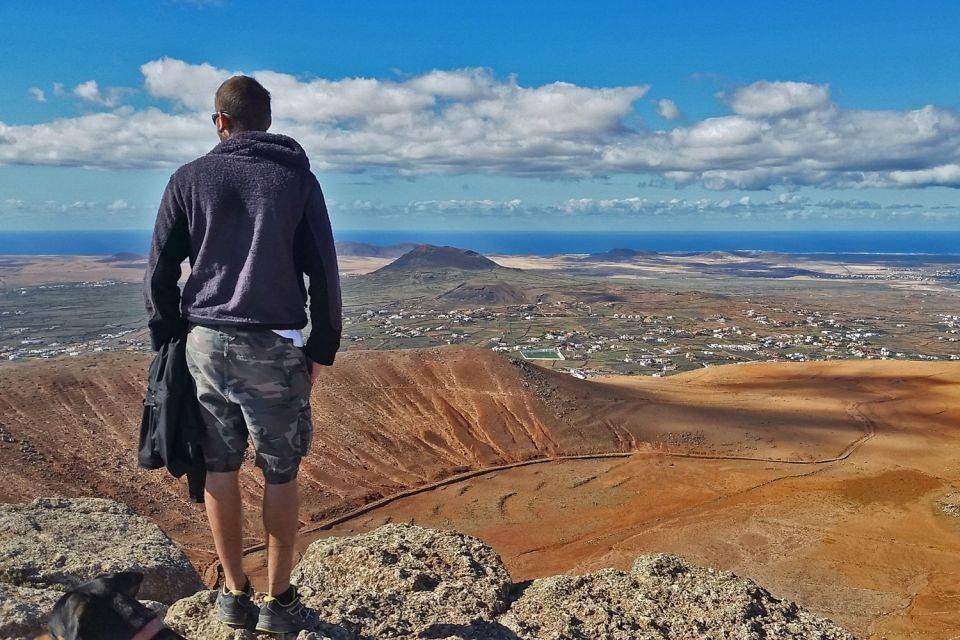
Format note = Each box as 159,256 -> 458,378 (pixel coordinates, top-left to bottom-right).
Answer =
167,524 -> 857,640
0,497 -> 202,639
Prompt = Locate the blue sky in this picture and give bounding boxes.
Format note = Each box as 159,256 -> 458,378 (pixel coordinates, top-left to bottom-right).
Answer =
2,0 -> 960,231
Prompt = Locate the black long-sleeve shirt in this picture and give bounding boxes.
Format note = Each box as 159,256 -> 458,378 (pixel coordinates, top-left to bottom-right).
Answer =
144,131 -> 342,365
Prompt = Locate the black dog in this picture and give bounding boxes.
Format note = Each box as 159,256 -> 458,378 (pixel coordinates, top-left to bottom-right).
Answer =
47,572 -> 185,640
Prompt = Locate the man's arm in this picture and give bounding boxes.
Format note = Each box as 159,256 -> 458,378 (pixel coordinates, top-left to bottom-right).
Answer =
296,178 -> 342,367
144,177 -> 191,350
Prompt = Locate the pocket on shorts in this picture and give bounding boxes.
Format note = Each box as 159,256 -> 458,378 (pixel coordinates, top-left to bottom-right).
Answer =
231,330 -> 289,363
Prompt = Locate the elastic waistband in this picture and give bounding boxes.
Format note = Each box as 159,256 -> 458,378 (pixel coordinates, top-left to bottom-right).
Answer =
187,322 -> 274,335
186,314 -> 306,332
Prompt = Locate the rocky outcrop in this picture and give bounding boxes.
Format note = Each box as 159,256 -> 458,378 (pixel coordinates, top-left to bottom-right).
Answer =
0,498 -> 853,640
290,524 -> 512,638
166,524 -> 856,640
501,554 -> 856,639
0,497 -> 202,637
166,524 -> 512,640
0,495 -> 854,639
0,497 -> 202,603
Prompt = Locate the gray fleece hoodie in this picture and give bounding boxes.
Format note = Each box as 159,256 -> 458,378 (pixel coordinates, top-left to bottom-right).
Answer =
144,131 -> 342,365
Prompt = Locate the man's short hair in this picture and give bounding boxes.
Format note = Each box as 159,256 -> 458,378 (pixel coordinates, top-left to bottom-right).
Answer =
215,76 -> 271,132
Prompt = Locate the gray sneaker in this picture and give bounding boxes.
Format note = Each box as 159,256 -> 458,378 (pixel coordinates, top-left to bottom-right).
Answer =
255,585 -> 320,634
216,580 -> 259,629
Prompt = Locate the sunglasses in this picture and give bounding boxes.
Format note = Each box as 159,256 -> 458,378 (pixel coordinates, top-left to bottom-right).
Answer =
210,111 -> 230,125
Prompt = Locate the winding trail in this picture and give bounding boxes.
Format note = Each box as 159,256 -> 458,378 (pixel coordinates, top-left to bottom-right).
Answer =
203,393 -> 883,584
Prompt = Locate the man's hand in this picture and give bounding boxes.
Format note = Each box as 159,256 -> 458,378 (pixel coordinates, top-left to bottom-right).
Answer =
309,359 -> 321,385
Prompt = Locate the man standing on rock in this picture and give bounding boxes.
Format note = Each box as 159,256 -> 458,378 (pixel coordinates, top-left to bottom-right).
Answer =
144,75 -> 341,634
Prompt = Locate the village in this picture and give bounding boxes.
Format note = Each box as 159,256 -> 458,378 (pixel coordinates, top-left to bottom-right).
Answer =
2,271 -> 959,377
334,298 -> 960,377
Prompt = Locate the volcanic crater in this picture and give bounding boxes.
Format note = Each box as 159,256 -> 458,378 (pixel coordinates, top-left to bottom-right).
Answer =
1,346 -> 958,638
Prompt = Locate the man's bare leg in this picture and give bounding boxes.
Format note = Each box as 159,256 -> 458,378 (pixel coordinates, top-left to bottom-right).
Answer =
204,470 -> 247,590
263,478 -> 299,595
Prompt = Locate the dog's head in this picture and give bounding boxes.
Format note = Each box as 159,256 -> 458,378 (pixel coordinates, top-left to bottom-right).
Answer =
47,572 -> 175,640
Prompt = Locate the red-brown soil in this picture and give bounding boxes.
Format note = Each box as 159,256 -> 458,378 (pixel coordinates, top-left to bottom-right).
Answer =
1,348 -> 958,638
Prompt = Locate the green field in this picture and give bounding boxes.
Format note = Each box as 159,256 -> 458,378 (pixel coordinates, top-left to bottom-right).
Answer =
520,348 -> 564,360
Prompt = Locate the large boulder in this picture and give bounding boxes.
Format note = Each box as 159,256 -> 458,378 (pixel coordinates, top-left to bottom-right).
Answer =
0,583 -> 63,640
290,523 -> 512,639
0,497 -> 203,604
500,553 -> 856,640
166,524 -> 514,640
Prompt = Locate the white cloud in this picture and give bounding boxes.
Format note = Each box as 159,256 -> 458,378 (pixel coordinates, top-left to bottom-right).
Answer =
724,81 -> 831,117
603,98 -> 960,189
28,87 -> 46,103
2,60 -> 960,190
331,195 -> 959,225
886,163 -> 960,187
140,58 -> 230,111
408,198 -> 524,215
0,197 -> 136,215
72,80 -> 127,108
139,58 -> 647,133
2,191 -> 955,224
73,80 -> 107,105
404,69 -> 496,101
656,98 -> 682,121
0,107 -> 210,168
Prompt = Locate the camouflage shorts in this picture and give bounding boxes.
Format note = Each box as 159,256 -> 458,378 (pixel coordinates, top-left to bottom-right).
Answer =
184,324 -> 312,484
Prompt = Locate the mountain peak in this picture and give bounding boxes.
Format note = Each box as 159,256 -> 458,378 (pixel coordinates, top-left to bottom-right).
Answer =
376,244 -> 500,273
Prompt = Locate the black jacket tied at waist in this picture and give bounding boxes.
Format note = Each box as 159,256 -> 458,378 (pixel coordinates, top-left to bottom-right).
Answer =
138,336 -> 206,502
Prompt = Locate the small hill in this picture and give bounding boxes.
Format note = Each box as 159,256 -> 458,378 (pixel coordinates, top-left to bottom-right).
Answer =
438,280 -> 529,304
374,244 -> 501,274
583,247 -> 658,262
696,251 -> 747,260
335,241 -> 418,258
97,252 -> 145,263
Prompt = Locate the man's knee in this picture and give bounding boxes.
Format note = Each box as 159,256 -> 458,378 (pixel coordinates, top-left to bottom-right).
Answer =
204,469 -> 241,493
259,459 -> 301,485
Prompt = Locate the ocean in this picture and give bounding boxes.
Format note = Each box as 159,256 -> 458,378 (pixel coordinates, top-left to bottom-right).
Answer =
0,229 -> 958,257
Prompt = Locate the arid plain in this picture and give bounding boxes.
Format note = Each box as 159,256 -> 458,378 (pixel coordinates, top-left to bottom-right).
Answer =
1,246 -> 959,638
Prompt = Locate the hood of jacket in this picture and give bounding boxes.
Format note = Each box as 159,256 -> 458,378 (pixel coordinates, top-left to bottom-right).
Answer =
209,131 -> 310,170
